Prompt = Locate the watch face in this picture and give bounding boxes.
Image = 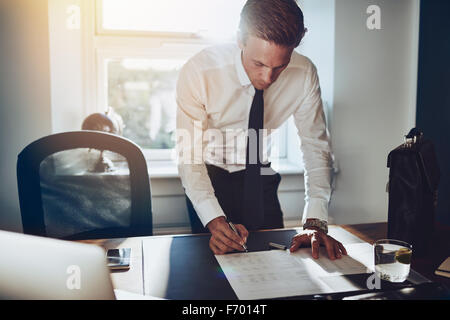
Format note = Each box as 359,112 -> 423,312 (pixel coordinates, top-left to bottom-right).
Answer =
304,220 -> 328,233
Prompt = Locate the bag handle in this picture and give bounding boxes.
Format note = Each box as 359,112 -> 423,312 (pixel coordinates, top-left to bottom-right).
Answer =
404,127 -> 423,147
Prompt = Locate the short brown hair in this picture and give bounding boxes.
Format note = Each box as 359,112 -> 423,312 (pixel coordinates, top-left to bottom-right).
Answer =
239,0 -> 305,48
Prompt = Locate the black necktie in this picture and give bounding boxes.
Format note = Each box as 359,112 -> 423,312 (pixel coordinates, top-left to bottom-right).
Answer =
243,88 -> 264,230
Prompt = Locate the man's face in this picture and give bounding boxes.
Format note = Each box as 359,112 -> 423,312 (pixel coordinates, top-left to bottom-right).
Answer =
238,34 -> 294,90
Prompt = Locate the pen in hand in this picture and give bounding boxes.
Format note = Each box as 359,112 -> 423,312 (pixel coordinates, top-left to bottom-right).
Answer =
227,219 -> 248,252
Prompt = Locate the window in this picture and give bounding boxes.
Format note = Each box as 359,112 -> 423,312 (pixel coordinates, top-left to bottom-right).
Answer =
86,0 -> 290,164
105,58 -> 183,160
98,0 -> 245,39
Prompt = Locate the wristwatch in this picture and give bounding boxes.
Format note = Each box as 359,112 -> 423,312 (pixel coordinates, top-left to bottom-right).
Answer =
303,219 -> 328,234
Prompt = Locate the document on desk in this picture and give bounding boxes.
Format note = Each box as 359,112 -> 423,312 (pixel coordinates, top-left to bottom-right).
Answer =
215,242 -> 374,300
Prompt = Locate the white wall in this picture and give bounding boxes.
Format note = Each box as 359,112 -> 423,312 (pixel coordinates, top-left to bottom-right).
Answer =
0,0 -> 53,232
48,0 -> 84,133
297,0 -> 335,111
329,0 -> 420,224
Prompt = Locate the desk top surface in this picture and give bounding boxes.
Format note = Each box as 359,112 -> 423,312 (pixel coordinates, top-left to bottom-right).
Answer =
81,223 -> 450,297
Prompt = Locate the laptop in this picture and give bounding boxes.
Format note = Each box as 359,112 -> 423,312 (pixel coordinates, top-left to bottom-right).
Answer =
0,229 -> 116,299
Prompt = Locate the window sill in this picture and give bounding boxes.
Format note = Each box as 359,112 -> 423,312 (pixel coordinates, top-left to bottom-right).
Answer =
148,160 -> 179,178
147,158 -> 305,179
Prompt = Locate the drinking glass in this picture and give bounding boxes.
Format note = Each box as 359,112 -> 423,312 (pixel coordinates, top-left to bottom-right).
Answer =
373,239 -> 412,283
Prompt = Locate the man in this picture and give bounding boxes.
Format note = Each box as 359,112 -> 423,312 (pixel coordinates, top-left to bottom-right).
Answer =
176,0 -> 347,260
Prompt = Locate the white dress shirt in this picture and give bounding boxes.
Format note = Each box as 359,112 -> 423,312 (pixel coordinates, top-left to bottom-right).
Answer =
176,43 -> 332,228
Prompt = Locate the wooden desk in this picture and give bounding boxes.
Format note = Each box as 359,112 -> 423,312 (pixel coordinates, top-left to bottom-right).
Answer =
81,223 -> 449,296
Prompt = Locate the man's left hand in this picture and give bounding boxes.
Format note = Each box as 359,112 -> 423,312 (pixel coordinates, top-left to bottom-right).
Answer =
289,227 -> 347,260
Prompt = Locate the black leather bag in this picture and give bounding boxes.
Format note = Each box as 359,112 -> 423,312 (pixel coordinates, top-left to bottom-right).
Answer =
386,128 -> 440,257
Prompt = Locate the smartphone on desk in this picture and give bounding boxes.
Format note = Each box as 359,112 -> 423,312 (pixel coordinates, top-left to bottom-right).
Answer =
106,248 -> 131,271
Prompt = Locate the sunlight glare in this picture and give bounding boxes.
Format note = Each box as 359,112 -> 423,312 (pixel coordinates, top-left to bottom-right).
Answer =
102,0 -> 246,40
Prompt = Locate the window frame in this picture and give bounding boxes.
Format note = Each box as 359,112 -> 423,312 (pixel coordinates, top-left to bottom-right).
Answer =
95,45 -> 208,161
95,0 -> 202,39
83,0 -> 292,164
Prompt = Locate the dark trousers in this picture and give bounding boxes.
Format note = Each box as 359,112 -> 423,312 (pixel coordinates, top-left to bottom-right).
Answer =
186,164 -> 284,234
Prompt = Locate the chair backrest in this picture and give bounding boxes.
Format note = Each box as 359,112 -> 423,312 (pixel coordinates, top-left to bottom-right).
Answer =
17,131 -> 152,240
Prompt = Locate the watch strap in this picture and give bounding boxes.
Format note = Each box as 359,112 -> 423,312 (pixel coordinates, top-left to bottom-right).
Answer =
303,219 -> 328,234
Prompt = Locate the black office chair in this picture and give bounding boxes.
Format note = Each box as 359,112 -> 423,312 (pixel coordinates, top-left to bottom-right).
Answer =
17,131 -> 153,240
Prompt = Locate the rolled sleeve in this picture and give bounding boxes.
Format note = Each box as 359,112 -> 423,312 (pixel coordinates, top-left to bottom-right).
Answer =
176,60 -> 226,227
189,193 -> 226,227
293,61 -> 333,224
302,198 -> 329,224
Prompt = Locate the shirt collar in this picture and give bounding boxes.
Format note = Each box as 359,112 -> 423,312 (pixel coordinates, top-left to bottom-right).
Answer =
234,49 -> 252,87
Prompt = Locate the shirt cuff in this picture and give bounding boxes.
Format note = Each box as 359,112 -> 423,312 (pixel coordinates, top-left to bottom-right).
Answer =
194,198 -> 226,227
302,198 -> 329,224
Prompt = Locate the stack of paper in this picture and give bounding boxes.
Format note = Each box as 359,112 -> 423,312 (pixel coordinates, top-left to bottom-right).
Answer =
435,257 -> 450,278
215,243 -> 374,300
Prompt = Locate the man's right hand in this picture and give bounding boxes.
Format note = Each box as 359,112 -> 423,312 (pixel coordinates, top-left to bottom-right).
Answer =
207,216 -> 249,255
